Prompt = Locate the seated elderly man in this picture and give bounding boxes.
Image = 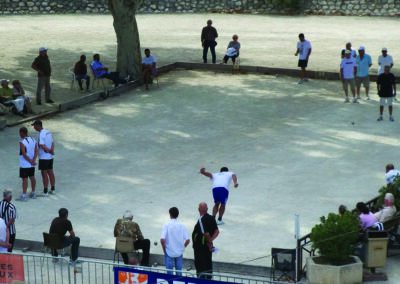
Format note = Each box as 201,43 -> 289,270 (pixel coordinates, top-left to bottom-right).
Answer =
222,34 -> 240,64
90,54 -> 126,87
0,79 -> 25,116
141,48 -> 157,90
385,163 -> 400,184
114,210 -> 150,266
374,193 -> 397,222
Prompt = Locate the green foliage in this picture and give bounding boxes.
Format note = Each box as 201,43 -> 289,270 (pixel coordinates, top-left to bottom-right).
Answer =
310,212 -> 360,264
375,176 -> 400,210
271,0 -> 301,10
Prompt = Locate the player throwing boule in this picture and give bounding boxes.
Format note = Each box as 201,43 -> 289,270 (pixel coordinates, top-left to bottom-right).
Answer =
200,167 -> 238,225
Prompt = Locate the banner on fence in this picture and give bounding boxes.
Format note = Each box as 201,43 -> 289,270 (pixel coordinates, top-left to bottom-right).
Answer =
114,267 -> 235,284
0,254 -> 24,283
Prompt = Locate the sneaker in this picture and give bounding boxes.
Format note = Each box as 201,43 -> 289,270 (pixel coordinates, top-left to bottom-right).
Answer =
390,116 -> 395,122
377,116 -> 383,121
297,79 -> 304,84
29,192 -> 36,199
303,78 -> 309,82
216,220 -> 225,225
46,99 -> 55,103
43,192 -> 49,197
356,95 -> 361,100
366,96 -> 370,100
49,190 -> 55,195
352,98 -> 359,103
17,194 -> 28,201
344,97 -> 350,103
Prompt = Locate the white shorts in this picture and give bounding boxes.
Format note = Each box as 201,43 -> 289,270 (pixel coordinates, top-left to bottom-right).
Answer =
380,97 -> 393,106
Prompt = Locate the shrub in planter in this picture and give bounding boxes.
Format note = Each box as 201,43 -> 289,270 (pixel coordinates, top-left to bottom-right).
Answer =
310,212 -> 360,265
375,176 -> 400,210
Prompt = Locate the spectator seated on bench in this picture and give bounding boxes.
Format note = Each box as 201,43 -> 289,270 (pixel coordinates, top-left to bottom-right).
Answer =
374,193 -> 397,223
90,53 -> 126,88
141,48 -> 157,90
12,80 -> 33,114
0,79 -> 25,116
356,202 -> 379,231
74,55 -> 91,92
222,34 -> 240,64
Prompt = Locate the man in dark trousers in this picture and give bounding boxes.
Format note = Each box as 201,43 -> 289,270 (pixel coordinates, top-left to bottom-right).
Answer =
377,65 -> 396,121
49,208 -> 80,264
192,202 -> 219,279
31,47 -> 53,105
201,20 -> 218,64
74,54 -> 91,91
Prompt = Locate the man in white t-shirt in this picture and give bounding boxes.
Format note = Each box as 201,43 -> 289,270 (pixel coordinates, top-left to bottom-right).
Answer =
18,127 -> 38,200
378,48 -> 394,75
340,50 -> 358,103
141,48 -> 157,90
32,120 -> 55,195
294,33 -> 312,84
0,218 -> 10,253
160,207 -> 190,276
200,166 -> 238,225
385,163 -> 400,184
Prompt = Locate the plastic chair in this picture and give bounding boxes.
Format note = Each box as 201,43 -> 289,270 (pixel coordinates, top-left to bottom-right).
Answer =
113,236 -> 137,263
90,66 -> 106,90
270,248 -> 296,282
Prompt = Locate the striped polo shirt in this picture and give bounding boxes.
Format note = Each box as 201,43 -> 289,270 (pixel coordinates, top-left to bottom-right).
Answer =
0,200 -> 16,235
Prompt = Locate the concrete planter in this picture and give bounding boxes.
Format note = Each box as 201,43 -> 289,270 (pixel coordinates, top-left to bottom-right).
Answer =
306,255 -> 362,284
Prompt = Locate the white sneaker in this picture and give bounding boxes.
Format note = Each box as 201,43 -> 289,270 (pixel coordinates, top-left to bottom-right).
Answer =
366,96 -> 370,100
390,116 -> 395,122
356,96 -> 361,100
29,192 -> 36,199
352,98 -> 359,103
17,194 -> 28,201
216,220 -> 225,225
344,97 -> 350,103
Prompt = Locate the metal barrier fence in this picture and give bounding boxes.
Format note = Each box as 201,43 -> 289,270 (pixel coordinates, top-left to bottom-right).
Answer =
3,252 -> 277,284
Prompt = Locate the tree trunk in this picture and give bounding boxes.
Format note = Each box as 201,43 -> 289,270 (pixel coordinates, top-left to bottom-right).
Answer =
108,0 -> 142,80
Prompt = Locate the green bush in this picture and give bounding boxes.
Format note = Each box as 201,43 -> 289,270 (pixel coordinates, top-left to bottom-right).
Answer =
271,0 -> 301,10
375,177 -> 400,210
310,212 -> 360,264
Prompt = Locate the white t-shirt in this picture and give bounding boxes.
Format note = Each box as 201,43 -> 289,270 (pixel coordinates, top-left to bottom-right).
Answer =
142,55 -> 156,65
378,55 -> 393,75
0,218 -> 7,253
385,169 -> 400,184
160,219 -> 189,258
19,136 -> 37,168
297,40 -> 312,60
211,171 -> 234,190
340,58 -> 357,79
38,128 -> 53,160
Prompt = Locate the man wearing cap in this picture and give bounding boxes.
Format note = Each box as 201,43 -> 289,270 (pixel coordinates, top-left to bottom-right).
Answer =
374,193 -> 397,223
377,65 -> 396,121
114,210 -> 151,266
378,48 -> 394,75
294,33 -> 312,84
356,46 -> 372,100
201,20 -> 218,64
32,120 -> 56,195
340,49 -> 357,103
18,127 -> 38,200
31,47 -> 53,105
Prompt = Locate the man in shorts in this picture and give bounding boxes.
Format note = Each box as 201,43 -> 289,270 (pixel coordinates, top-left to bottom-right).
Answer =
32,120 -> 56,195
200,167 -> 238,225
294,33 -> 312,84
18,127 -> 38,200
356,46 -> 372,100
340,50 -> 357,103
377,65 -> 396,121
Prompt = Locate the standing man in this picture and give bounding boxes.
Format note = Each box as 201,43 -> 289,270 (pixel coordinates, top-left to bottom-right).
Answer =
32,120 -> 55,195
0,190 -> 17,252
192,202 -> 219,279
0,218 -> 11,253
49,208 -> 80,264
18,127 -> 38,200
377,65 -> 396,121
160,207 -> 190,276
201,20 -> 218,64
378,48 -> 394,75
294,33 -> 312,84
31,47 -> 53,105
114,210 -> 151,266
340,50 -> 357,103
356,46 -> 372,100
200,167 -> 238,225
341,42 -> 357,59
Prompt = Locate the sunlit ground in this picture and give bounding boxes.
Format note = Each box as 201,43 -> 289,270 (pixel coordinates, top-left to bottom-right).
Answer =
1,70 -> 398,267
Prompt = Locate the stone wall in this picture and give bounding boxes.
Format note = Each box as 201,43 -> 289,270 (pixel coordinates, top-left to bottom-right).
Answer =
304,0 -> 400,16
0,0 -> 400,16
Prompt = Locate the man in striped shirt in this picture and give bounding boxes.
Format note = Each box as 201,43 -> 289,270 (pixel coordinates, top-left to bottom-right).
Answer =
0,190 -> 17,252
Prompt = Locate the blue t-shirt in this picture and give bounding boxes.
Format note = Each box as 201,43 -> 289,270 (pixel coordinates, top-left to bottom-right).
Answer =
356,54 -> 372,77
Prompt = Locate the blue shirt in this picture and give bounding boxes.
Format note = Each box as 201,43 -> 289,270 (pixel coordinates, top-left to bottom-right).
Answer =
356,54 -> 372,77
90,60 -> 108,78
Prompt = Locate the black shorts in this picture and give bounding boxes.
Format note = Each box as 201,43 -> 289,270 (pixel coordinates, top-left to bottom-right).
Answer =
298,59 -> 308,68
20,167 -> 35,178
39,159 -> 53,171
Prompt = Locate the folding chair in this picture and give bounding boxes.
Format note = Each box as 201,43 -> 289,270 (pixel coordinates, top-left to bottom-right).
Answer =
69,68 -> 89,90
270,248 -> 296,282
114,236 -> 138,264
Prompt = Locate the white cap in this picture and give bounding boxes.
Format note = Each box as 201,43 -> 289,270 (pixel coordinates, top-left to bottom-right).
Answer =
39,47 -> 48,52
123,210 -> 133,219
